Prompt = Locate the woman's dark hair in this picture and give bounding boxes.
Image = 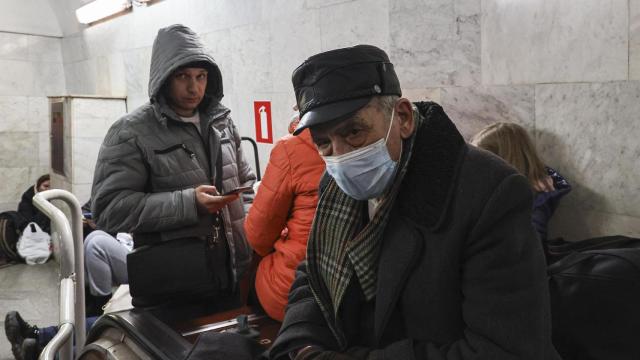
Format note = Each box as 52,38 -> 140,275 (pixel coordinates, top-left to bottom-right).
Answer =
36,174 -> 50,189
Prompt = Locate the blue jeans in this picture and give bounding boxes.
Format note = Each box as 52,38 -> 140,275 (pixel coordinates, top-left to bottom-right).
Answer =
37,316 -> 98,348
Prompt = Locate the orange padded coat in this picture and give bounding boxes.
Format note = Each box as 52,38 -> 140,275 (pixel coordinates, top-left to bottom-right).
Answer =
244,130 -> 324,321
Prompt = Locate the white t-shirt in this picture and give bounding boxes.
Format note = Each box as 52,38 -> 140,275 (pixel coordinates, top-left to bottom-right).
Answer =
180,111 -> 201,133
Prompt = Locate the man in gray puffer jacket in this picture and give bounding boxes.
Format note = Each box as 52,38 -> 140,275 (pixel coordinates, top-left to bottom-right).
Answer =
91,24 -> 255,306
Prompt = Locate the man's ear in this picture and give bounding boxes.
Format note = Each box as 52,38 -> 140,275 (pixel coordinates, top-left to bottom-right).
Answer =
396,98 -> 415,139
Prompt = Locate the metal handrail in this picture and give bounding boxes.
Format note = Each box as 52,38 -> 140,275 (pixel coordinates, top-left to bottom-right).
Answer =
33,190 -> 86,360
241,136 -> 261,181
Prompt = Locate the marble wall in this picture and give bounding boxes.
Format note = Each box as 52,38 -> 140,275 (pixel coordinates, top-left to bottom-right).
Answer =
49,97 -> 127,206
42,0 -> 640,240
0,32 -> 64,212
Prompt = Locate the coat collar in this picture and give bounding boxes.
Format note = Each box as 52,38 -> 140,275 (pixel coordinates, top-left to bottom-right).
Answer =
396,101 -> 467,231
374,102 -> 466,342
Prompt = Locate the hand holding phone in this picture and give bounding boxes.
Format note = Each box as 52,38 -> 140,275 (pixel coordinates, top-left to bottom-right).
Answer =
222,186 -> 253,195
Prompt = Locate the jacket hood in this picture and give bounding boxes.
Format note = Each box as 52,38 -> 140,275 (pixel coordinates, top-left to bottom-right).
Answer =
148,24 -> 223,104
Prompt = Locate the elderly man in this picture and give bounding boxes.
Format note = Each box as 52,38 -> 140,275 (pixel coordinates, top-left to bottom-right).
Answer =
91,24 -> 255,308
270,45 -> 560,359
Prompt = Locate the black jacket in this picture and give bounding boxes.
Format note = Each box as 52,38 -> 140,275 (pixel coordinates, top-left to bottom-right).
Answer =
270,102 -> 560,359
17,186 -> 50,233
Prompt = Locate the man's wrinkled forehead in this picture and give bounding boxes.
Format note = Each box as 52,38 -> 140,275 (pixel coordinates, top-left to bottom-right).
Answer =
310,109 -> 370,142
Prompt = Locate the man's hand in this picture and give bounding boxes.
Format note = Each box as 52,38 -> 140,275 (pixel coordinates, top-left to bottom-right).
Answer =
195,185 -> 239,214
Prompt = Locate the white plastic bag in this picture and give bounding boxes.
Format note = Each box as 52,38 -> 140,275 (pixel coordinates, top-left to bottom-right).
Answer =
17,222 -> 51,265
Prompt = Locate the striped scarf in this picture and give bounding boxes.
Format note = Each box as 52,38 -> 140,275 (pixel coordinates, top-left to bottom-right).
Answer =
306,128 -> 416,325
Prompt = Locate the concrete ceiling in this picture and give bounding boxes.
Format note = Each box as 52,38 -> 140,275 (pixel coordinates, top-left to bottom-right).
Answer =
0,0 -> 64,37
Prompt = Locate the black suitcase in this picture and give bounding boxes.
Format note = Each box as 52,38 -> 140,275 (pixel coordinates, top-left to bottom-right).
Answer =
548,247 -> 640,360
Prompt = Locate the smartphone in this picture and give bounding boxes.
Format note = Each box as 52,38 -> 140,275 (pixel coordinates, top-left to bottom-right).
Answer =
222,186 -> 253,195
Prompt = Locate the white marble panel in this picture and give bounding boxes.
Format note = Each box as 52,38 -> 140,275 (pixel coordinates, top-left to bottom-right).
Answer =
0,33 -> 28,61
29,167 -> 50,186
126,93 -> 149,112
0,167 -> 29,204
269,8 -> 322,93
320,0 -> 389,51
402,88 -> 442,104
631,0 -> 640,80
50,173 -> 69,194
229,23 -> 273,94
38,132 -> 50,168
0,96 -> 29,132
440,85 -> 534,140
27,36 -> 63,63
82,15 -> 131,59
535,82 -> 640,219
201,30 -> 234,95
95,56 -> 112,95
0,133 -> 39,167
72,98 -> 126,138
305,0 -> 355,8
186,0 -> 263,35
128,0 -> 193,49
549,206 -> 640,241
64,59 -> 98,95
122,47 -> 152,97
31,61 -> 66,97
390,0 -> 480,88
482,0 -> 628,85
72,136 -> 104,184
61,34 -> 88,63
108,53 -> 127,96
70,182 -> 92,207
261,0 -> 306,18
0,60 -> 34,96
27,97 -> 49,131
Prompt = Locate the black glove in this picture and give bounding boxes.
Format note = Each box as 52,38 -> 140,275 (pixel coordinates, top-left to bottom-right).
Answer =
184,331 -> 265,360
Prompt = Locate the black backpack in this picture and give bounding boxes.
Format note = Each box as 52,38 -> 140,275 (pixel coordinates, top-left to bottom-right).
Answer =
548,236 -> 640,360
0,211 -> 22,262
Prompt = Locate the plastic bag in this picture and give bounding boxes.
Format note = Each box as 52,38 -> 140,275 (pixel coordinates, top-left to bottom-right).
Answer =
17,222 -> 51,265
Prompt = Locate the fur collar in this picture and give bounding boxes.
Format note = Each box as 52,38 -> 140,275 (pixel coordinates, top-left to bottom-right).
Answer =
396,102 -> 466,231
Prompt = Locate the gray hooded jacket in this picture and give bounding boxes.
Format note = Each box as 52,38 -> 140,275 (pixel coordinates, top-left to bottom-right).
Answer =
91,24 -> 255,283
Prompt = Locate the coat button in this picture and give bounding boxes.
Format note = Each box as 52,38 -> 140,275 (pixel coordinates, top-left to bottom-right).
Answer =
373,84 -> 382,93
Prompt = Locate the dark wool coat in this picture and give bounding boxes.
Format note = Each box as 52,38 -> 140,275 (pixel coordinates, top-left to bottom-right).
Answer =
270,102 -> 560,359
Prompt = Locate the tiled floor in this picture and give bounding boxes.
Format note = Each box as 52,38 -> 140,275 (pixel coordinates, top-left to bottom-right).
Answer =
0,261 -> 59,360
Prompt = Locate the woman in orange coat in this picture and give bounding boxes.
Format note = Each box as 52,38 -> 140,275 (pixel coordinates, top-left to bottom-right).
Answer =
244,116 -> 325,321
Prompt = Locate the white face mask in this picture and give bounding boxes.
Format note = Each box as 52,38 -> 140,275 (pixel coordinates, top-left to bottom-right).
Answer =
322,108 -> 398,200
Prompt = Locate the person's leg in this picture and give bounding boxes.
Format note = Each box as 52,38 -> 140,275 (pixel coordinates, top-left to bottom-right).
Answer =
38,316 -> 97,346
84,231 -> 129,314
4,311 -> 38,359
37,325 -> 58,348
85,231 -> 129,296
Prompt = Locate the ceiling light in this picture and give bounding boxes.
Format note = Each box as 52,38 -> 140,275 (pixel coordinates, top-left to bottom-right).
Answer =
75,0 -> 132,25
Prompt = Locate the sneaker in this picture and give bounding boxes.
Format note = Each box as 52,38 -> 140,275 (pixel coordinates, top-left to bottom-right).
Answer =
20,338 -> 39,360
4,311 -> 38,359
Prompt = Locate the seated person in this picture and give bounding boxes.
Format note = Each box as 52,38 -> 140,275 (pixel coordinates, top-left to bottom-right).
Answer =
269,45 -> 559,359
16,174 -> 51,234
4,228 -> 131,360
470,122 -> 571,243
244,112 -> 325,321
